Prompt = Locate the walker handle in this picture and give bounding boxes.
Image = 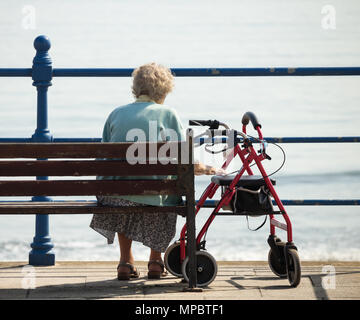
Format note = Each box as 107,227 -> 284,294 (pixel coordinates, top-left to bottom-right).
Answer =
189,120 -> 220,129
241,112 -> 262,130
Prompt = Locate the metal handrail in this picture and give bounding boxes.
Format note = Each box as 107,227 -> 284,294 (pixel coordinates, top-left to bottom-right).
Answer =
0,136 -> 359,143
2,67 -> 360,77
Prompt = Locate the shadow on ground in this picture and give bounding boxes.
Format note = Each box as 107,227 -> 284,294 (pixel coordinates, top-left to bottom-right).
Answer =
1,266 -> 359,300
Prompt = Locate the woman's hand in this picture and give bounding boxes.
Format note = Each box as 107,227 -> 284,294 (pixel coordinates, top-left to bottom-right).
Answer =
194,163 -> 227,176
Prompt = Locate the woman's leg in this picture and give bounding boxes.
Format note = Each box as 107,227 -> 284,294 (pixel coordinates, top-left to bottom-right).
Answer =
118,233 -> 135,270
149,249 -> 163,272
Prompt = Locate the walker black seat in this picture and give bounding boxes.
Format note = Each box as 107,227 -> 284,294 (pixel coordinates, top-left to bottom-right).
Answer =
211,175 -> 275,188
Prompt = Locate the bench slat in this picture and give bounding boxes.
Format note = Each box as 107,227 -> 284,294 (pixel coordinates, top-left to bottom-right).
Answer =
0,202 -> 187,215
0,142 -> 183,158
0,180 -> 184,196
0,160 -> 181,176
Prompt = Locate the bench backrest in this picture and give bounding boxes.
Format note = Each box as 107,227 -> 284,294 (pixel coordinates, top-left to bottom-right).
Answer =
0,139 -> 194,201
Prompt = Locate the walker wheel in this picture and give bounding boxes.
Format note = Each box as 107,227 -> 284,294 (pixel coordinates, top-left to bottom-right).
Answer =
181,251 -> 218,287
164,241 -> 185,278
286,248 -> 301,287
268,242 -> 287,278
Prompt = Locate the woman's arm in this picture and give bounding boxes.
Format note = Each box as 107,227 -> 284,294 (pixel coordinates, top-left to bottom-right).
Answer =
165,110 -> 225,176
194,162 -> 226,176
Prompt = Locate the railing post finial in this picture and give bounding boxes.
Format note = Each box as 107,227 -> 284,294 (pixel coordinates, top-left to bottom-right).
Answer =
33,35 -> 51,56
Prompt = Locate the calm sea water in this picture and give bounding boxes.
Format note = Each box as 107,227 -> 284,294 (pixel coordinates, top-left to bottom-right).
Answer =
0,0 -> 360,261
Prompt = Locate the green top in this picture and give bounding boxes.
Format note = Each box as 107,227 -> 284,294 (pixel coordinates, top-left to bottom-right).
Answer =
97,95 -> 186,206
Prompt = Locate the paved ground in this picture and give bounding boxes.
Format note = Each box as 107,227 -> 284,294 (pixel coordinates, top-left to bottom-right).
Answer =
0,261 -> 359,300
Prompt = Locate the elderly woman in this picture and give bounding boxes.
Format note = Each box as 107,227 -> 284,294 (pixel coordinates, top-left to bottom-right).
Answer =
90,63 -> 223,280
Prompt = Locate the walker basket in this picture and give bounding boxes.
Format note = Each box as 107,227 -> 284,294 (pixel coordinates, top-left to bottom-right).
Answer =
229,186 -> 274,215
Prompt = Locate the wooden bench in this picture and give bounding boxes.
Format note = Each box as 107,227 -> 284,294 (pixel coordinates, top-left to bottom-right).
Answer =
0,136 -> 198,289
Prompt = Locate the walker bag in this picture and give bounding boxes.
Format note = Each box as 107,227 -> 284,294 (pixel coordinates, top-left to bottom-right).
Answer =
230,186 -> 273,215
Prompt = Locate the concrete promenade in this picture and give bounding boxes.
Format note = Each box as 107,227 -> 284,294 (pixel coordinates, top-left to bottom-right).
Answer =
0,261 -> 359,300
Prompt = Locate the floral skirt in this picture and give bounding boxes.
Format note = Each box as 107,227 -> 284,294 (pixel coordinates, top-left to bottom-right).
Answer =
90,196 -> 178,252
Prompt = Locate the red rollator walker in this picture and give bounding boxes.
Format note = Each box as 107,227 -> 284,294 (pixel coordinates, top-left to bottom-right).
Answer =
164,112 -> 301,287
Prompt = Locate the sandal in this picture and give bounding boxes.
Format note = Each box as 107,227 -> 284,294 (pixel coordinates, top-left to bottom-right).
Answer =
147,260 -> 168,279
117,262 -> 140,280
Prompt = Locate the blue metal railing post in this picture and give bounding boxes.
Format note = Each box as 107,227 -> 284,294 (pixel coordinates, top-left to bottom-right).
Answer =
28,35 -> 55,266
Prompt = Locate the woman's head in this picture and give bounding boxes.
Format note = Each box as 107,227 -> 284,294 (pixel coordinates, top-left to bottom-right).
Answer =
131,63 -> 174,104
